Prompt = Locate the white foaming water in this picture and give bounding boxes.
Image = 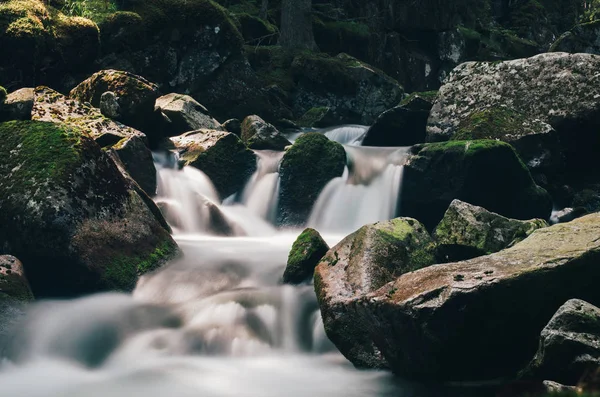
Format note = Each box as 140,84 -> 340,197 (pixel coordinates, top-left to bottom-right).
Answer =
286,125 -> 369,145
308,146 -> 411,234
0,131 -> 484,397
239,150 -> 284,223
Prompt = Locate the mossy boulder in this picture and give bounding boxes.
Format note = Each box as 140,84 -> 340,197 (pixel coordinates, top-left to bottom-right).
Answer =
427,53 -> 600,178
0,0 -> 99,91
523,299 -> 600,385
31,86 -> 157,195
0,86 -> 6,104
278,133 -> 346,226
316,212 -> 600,381
222,118 -> 241,135
433,199 -> 548,262
240,115 -> 291,150
291,53 -> 404,125
314,217 -> 436,369
170,129 -> 256,199
283,228 -> 329,285
70,70 -> 161,141
400,91 -> 438,110
0,121 -> 178,297
155,93 -> 222,136
401,140 -> 552,229
550,20 -> 600,54
362,106 -> 429,147
0,87 -> 34,121
296,106 -> 336,128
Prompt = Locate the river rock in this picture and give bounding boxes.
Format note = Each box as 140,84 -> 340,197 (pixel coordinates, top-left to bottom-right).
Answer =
170,129 -> 256,199
296,107 -> 337,129
291,53 -> 404,125
0,120 -> 178,297
222,119 -> 241,136
283,229 -> 329,285
524,299 -> 600,385
0,88 -> 34,121
427,53 -> 600,176
433,199 -> 549,262
278,133 -> 346,226
155,93 -> 222,136
315,217 -> 436,368
0,255 -> 33,356
240,115 -> 291,151
401,140 -> 553,229
31,86 -> 157,195
70,70 -> 161,140
316,213 -> 600,381
362,106 -> 429,147
551,20 -> 600,55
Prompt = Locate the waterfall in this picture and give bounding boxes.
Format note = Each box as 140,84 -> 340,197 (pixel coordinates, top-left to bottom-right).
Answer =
285,125 -> 368,145
308,146 -> 411,234
0,128 -> 450,397
239,150 -> 284,223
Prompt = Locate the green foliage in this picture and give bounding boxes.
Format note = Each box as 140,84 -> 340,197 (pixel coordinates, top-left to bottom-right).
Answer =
61,0 -> 117,21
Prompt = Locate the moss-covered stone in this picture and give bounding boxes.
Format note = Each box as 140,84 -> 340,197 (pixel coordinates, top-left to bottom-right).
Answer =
0,256 -> 34,302
433,199 -> 548,262
32,86 -> 157,194
0,0 -> 99,90
400,91 -> 438,108
0,86 -> 7,104
283,228 -> 329,285
296,106 -> 336,128
314,217 -> 436,368
402,140 -> 552,229
317,212 -> 600,381
70,69 -> 161,141
0,120 -> 178,297
240,115 -> 290,150
170,129 -> 257,199
155,93 -> 223,137
278,132 -> 346,226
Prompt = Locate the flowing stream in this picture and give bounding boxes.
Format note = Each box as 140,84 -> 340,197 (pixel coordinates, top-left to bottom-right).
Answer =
0,127 -> 488,396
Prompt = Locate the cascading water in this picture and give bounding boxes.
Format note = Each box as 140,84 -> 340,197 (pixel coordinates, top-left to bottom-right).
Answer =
308,146 -> 411,234
239,150 -> 284,224
285,125 -> 369,145
0,128 -> 484,397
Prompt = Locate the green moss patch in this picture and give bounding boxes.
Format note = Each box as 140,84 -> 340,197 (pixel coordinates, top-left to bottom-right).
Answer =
454,107 -> 527,140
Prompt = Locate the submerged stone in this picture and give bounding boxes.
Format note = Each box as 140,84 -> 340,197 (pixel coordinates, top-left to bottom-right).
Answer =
283,228 -> 329,285
170,129 -> 256,199
278,133 -> 346,226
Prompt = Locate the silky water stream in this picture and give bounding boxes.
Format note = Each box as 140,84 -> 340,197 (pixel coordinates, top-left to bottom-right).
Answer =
0,127 -> 491,397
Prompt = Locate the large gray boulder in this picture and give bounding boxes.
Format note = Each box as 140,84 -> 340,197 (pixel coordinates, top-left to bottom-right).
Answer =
70,70 -> 161,140
434,200 -> 548,262
316,212 -> 600,381
0,121 -> 178,297
170,129 -> 256,199
240,115 -> 291,151
426,53 -> 600,176
525,299 -> 600,385
155,93 -> 223,136
0,88 -> 34,121
32,86 -> 157,195
291,53 -> 404,125
315,218 -> 436,369
401,140 -> 553,229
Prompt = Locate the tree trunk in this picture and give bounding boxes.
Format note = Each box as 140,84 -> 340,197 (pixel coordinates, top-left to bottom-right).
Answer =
259,0 -> 269,20
279,0 -> 318,50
